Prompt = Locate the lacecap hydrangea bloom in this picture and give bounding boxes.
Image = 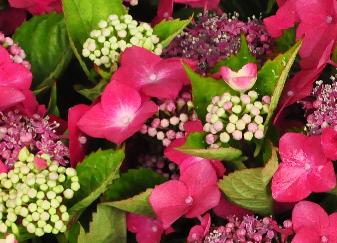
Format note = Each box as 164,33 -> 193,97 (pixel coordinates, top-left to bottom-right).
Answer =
82,14 -> 163,70
203,91 -> 270,147
0,148 -> 79,237
0,110 -> 69,169
164,13 -> 272,73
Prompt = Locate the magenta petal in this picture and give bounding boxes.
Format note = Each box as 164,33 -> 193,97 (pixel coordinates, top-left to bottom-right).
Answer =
328,213 -> 337,242
0,86 -> 25,110
271,163 -> 311,202
120,45 -> 160,70
180,159 -> 220,217
187,225 -> 205,242
127,214 -> 164,243
307,161 -> 336,193
152,0 -> 174,24
0,8 -> 26,35
68,104 -> 90,167
0,62 -> 32,89
0,46 -> 11,65
164,138 -> 189,165
149,180 -> 190,229
184,120 -> 203,133
0,161 -> 8,173
321,127 -> 337,161
292,227 -> 321,243
292,201 -> 329,233
213,197 -> 252,218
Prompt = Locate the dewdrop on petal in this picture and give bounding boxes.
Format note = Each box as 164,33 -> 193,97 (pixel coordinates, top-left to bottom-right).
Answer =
203,90 -> 270,146
82,14 -> 162,70
0,148 -> 79,237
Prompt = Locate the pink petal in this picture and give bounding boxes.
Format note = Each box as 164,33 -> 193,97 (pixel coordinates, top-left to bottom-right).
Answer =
187,225 -> 205,242
164,138 -> 189,165
271,163 -> 311,202
307,161 -> 336,193
34,157 -> 48,170
152,0 -> 174,25
9,0 -> 62,15
127,214 -> 164,243
211,160 -> 225,178
213,197 -> 252,218
263,0 -> 299,38
321,127 -> 337,161
328,213 -> 337,242
184,120 -> 203,133
0,86 -> 25,110
220,63 -> 257,92
0,8 -> 26,35
17,90 -> 43,116
101,81 -> 141,117
0,161 -> 8,173
149,180 -> 190,229
0,62 -> 32,89
292,201 -> 329,233
292,227 -> 321,243
180,159 -> 220,217
68,104 -> 90,167
0,46 -> 11,65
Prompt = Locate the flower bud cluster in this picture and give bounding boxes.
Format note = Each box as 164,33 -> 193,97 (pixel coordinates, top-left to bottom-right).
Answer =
82,14 -> 162,70
203,91 -> 270,147
0,148 -> 79,237
0,32 -> 31,70
0,110 -> 69,168
204,216 -> 292,243
140,91 -> 197,147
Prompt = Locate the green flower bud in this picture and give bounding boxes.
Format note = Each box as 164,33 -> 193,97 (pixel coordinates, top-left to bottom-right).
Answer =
54,220 -> 64,231
47,191 -> 56,200
50,215 -> 59,223
40,212 -> 50,222
32,212 -> 40,221
48,207 -> 56,215
36,191 -> 45,199
20,207 -> 29,217
35,227 -> 44,237
26,223 -> 36,234
71,182 -> 80,192
37,220 -> 46,228
64,189 -> 74,199
7,212 -> 17,223
28,203 -> 37,213
43,224 -> 53,234
59,205 -> 67,213
0,222 -> 7,233
18,147 -> 30,162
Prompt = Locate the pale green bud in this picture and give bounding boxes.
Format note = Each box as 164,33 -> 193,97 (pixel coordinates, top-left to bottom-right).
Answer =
44,224 -> 53,234
0,222 -> 7,233
220,132 -> 230,143
32,212 -> 40,221
232,105 -> 242,114
7,212 -> 17,223
37,220 -> 46,228
40,184 -> 48,192
47,191 -> 56,200
18,147 -> 30,162
236,120 -> 246,131
35,227 -> 44,237
58,174 -> 66,183
231,96 -> 240,104
61,212 -> 69,222
28,203 -> 37,212
59,205 -> 67,213
71,182 -> 80,192
49,208 -> 56,215
28,188 -> 37,199
20,207 -> 29,217
47,180 -> 57,188
54,220 -> 64,230
41,201 -> 51,211
50,215 -> 59,223
27,223 -> 36,234
226,123 -> 236,134
229,114 -> 238,124
40,212 -> 50,222
64,189 -> 74,199
244,132 -> 254,141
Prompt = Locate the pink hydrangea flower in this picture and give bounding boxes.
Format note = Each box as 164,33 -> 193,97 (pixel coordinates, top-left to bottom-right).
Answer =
127,214 -> 171,243
149,158 -> 220,228
0,8 -> 26,35
8,0 -> 62,15
292,201 -> 337,243
68,104 -> 90,167
0,46 -> 32,111
78,81 -> 158,145
264,0 -> 337,68
112,46 -> 193,100
272,133 -> 336,202
220,63 -> 258,92
187,213 -> 211,243
0,161 -> 8,173
321,127 -> 337,161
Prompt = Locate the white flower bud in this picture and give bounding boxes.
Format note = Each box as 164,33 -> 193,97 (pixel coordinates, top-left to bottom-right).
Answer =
64,189 -> 74,199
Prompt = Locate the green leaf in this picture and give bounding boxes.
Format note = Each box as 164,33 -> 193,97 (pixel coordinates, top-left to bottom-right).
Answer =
62,0 -> 126,79
69,149 -> 124,217
212,35 -> 257,73
153,17 -> 192,48
74,79 -> 108,101
104,189 -> 154,217
177,132 -> 243,161
104,168 -> 166,201
78,205 -> 126,243
218,148 -> 278,215
13,13 -> 72,90
47,82 -> 60,116
275,28 -> 296,53
184,64 -> 236,120
260,41 -> 302,132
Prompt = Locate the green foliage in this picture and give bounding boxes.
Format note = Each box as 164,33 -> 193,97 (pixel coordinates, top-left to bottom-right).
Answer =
75,79 -> 108,101
62,0 -> 126,79
212,35 -> 257,73
153,17 -> 192,48
13,13 -> 72,90
47,82 -> 60,116
275,28 -> 296,53
69,149 -> 124,217
218,148 -> 279,215
104,168 -> 166,201
77,205 -> 126,243
184,64 -> 236,120
104,189 -> 154,217
177,132 -> 243,161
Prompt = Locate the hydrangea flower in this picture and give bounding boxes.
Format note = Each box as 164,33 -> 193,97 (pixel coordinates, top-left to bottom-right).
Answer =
321,127 -> 337,161
272,133 -> 336,202
140,90 -> 197,147
0,110 -> 69,168
8,0 -> 62,15
78,81 -> 158,145
82,15 -> 162,70
187,213 -> 211,243
164,13 -> 272,73
203,91 -> 270,147
111,46 -> 195,100
306,77 -> 337,134
292,201 -> 337,243
203,215 -> 283,242
149,158 -> 220,228
0,148 -> 79,237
